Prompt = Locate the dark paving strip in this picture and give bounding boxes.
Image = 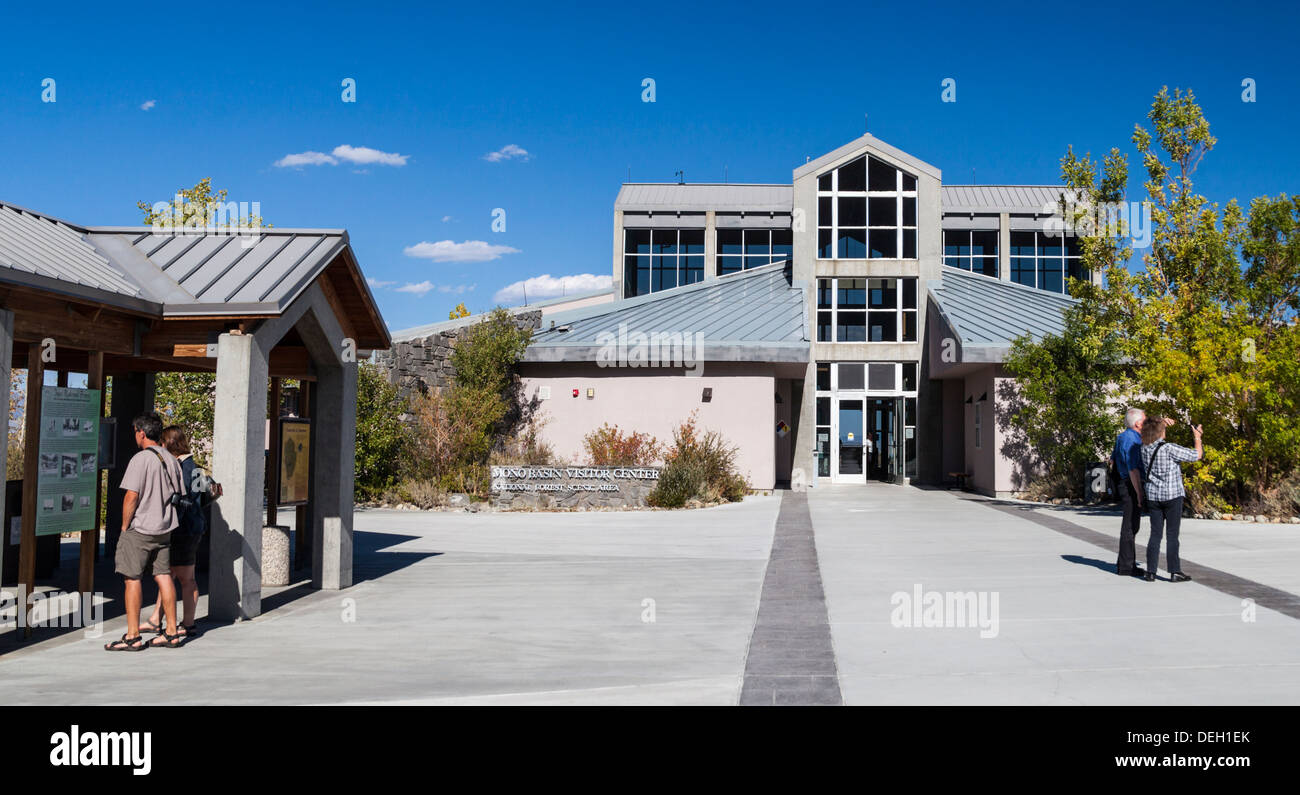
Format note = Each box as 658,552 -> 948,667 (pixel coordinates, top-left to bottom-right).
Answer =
739,490 -> 842,706
966,496 -> 1300,621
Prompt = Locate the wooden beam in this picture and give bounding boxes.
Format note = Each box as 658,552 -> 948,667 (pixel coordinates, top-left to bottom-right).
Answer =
315,270 -> 357,348
18,345 -> 43,637
267,377 -> 280,527
11,291 -> 138,354
294,380 -> 310,572
82,352 -> 104,595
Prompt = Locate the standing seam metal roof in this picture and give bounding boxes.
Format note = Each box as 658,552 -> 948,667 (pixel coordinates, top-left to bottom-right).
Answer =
940,185 -> 1068,214
928,267 -> 1076,345
529,261 -> 805,350
615,184 -> 793,213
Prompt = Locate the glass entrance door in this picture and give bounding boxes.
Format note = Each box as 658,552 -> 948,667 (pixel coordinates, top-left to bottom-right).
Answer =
867,397 -> 905,483
834,399 -> 866,483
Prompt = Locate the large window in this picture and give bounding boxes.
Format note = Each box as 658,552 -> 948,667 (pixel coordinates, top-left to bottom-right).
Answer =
816,156 -> 918,260
816,277 -> 918,343
1009,230 -> 1084,293
943,229 -> 999,277
623,229 -> 705,296
717,229 -> 792,275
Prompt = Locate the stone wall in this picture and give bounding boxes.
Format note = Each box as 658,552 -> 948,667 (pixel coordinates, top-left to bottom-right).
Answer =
374,310 -> 542,400
490,465 -> 661,510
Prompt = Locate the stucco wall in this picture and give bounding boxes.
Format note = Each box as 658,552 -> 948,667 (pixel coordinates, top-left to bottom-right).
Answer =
517,363 -> 778,489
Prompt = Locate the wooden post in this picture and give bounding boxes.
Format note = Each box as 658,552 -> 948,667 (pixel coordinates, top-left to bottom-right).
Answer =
18,346 -> 44,637
294,380 -> 310,571
81,352 -> 103,595
267,377 -> 280,527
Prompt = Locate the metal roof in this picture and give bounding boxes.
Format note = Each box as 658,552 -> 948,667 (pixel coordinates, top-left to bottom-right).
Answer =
615,184 -> 792,213
0,203 -> 149,304
0,198 -> 389,347
793,133 -> 942,181
84,228 -> 348,315
389,287 -> 614,342
526,261 -> 807,362
941,185 -> 1068,214
928,267 -> 1076,347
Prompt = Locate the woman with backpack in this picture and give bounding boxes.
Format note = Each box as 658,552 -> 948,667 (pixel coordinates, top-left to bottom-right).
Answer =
1139,414 -> 1203,583
142,426 -> 222,642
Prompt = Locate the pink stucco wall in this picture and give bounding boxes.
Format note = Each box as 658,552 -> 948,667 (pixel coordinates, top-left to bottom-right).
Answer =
960,365 -> 1021,496
517,363 -> 778,489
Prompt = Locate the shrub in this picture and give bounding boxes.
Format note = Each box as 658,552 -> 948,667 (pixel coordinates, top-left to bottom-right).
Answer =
354,362 -> 411,499
582,423 -> 661,466
648,412 -> 747,507
379,479 -> 447,509
648,459 -> 705,508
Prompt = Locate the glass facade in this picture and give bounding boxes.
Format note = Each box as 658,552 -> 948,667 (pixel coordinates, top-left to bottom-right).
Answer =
943,229 -> 999,276
816,156 -> 918,260
814,361 -> 918,480
717,228 -> 792,275
816,277 -> 918,343
1008,230 -> 1084,293
623,229 -> 705,297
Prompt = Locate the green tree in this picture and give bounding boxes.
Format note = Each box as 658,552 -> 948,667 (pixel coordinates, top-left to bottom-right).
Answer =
354,362 -> 410,497
138,177 -> 267,229
448,302 -> 470,320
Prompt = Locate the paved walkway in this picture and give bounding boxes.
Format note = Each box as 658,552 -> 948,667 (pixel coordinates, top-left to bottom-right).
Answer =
739,491 -> 841,705
2,486 -> 1298,705
812,485 -> 1300,705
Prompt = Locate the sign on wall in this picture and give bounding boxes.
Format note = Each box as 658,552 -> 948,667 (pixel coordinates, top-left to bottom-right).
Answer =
278,418 -> 311,506
36,387 -> 101,536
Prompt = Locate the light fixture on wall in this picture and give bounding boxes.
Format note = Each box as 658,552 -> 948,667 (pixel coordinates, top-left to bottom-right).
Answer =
586,388 -> 595,399
572,388 -> 579,398
702,388 -> 713,403
977,392 -> 987,403
965,396 -> 973,404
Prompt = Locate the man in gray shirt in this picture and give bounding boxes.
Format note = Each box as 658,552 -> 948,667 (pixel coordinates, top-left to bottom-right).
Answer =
105,411 -> 184,651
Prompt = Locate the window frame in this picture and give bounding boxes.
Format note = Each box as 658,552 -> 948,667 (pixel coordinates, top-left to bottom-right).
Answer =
816,276 -> 919,343
816,156 -> 918,260
623,228 -> 705,296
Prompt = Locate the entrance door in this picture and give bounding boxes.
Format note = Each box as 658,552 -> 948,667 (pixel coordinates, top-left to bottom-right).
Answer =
834,399 -> 866,484
867,397 -> 905,483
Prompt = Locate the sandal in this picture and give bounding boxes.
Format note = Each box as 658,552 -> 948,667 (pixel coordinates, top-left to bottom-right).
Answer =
180,623 -> 200,639
149,632 -> 184,649
105,634 -> 148,652
140,618 -> 164,634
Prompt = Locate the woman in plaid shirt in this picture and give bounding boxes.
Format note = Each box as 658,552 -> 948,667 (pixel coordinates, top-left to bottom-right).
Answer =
1139,415 -> 1203,582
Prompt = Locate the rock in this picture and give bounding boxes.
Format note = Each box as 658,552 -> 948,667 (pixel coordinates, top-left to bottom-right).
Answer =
1256,514 -> 1269,524
1222,513 -> 1233,520
1242,515 -> 1255,522
448,493 -> 470,507
1290,517 -> 1300,524
1208,510 -> 1222,520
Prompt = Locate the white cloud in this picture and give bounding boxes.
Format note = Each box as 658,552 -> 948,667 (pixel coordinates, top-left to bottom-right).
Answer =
273,144 -> 407,169
395,281 -> 435,297
493,273 -> 612,304
403,240 -> 520,263
483,144 -> 530,163
439,284 -> 474,294
140,99 -> 156,111
366,277 -> 396,289
275,150 -> 338,168
441,215 -> 453,223
332,145 -> 408,166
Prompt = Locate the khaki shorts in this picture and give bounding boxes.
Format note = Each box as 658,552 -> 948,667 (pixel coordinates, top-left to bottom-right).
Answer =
115,528 -> 172,579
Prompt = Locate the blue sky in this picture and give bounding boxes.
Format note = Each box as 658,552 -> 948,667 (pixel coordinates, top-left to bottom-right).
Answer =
1,0 -> 1296,332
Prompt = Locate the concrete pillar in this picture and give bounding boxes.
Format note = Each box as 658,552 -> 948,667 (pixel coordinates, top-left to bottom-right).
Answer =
611,209 -> 624,298
311,359 -> 357,590
704,211 -> 718,281
209,332 -> 268,620
998,212 -> 1011,282
105,372 -> 154,559
0,309 -> 11,582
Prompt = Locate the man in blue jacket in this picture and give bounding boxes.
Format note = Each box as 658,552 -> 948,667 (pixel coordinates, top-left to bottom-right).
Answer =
1111,408 -> 1147,577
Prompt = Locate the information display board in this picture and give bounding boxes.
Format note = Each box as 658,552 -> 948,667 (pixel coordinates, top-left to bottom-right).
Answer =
277,418 -> 310,506
36,387 -> 101,536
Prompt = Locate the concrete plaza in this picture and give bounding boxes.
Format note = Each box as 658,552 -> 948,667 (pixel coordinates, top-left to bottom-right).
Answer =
1,486 -> 1298,705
